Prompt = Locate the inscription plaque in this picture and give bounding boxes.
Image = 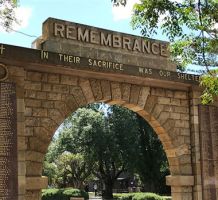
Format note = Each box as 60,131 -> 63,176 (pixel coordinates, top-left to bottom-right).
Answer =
199,105 -> 218,200
0,82 -> 17,200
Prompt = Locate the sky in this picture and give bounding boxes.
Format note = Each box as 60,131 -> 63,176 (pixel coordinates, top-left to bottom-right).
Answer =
0,0 -> 150,48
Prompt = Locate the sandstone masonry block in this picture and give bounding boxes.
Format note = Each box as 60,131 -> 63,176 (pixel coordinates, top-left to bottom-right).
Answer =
130,85 -> 140,104
27,72 -> 42,81
121,83 -> 131,102
47,73 -> 60,83
47,92 -> 62,101
174,91 -> 188,99
100,80 -> 111,100
42,83 -> 52,92
90,79 -> 103,101
52,84 -> 69,94
24,81 -> 41,91
111,82 -> 121,100
60,75 -> 78,85
25,99 -> 41,107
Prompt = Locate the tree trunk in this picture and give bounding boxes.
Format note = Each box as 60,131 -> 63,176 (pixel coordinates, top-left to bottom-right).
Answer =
102,180 -> 113,200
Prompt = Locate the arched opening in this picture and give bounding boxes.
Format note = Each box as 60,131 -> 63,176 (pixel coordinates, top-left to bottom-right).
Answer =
42,103 -> 171,199
23,73 -> 194,200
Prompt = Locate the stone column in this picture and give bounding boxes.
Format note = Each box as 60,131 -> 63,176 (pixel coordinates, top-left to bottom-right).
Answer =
25,177 -> 48,200
166,175 -> 194,200
189,88 -> 203,200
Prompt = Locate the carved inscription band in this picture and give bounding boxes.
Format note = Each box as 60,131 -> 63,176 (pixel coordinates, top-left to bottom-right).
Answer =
0,82 -> 17,200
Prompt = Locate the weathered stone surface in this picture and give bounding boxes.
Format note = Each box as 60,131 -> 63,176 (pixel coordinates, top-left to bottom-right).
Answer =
130,85 -> 141,104
47,74 -> 60,83
111,82 -> 122,100
90,79 -> 103,101
121,83 -> 131,102
60,75 -> 78,85
79,79 -> 95,103
70,86 -> 87,106
100,80 -> 111,101
27,72 -> 42,81
26,176 -> 48,190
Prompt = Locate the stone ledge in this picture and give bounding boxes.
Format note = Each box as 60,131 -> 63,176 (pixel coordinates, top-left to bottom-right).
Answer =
166,175 -> 194,186
26,176 -> 48,190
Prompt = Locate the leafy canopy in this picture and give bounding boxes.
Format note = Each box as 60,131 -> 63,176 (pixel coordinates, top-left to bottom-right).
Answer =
0,0 -> 18,31
44,104 -> 169,196
113,0 -> 218,104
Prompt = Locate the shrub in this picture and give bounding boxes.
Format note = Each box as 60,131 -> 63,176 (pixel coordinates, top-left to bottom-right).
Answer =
162,197 -> 172,200
42,188 -> 89,200
133,193 -> 164,200
113,193 -> 135,200
114,193 -> 164,200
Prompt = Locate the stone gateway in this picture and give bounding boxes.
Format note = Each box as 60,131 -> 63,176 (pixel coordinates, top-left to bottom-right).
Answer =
0,18 -> 218,200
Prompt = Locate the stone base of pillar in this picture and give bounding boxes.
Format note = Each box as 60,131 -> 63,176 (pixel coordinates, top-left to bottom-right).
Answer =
166,175 -> 194,200
25,176 -> 48,200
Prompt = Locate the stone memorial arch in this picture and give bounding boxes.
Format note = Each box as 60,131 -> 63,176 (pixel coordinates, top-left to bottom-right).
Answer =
0,18 -> 218,200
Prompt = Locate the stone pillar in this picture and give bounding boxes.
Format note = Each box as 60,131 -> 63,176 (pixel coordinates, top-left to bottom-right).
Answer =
25,177 -> 48,200
166,175 -> 194,200
189,88 -> 203,200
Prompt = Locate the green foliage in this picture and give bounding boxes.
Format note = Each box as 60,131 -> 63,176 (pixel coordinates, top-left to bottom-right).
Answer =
43,161 -> 57,186
114,193 -> 164,200
41,188 -> 89,200
55,152 -> 92,188
131,0 -> 218,103
135,116 -> 170,194
44,104 -> 169,198
113,193 -> 135,200
111,0 -> 127,6
133,193 -> 164,200
0,0 -> 18,31
43,152 -> 92,188
200,71 -> 218,104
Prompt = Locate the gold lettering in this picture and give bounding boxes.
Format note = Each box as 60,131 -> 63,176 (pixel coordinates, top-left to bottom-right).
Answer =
101,33 -> 112,46
93,60 -> 97,66
142,40 -> 151,54
76,57 -> 80,64
122,37 -> 131,50
66,25 -> 76,40
54,23 -> 65,38
98,60 -> 102,67
88,59 -> 123,71
120,64 -> 124,71
0,44 -> 5,55
113,35 -> 122,48
133,39 -> 141,52
88,58 -> 92,66
59,53 -> 80,63
90,31 -> 99,44
41,50 -> 49,60
102,61 -> 107,68
160,44 -> 168,57
139,67 -> 152,75
78,27 -> 89,42
159,70 -> 170,77
151,43 -> 159,55
52,22 -> 169,58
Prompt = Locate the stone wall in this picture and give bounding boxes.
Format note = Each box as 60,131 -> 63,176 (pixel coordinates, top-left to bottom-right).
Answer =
18,68 -> 194,200
2,58 -> 218,200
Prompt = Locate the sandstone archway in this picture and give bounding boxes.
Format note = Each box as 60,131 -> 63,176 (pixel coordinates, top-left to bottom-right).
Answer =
1,17 -> 218,200
21,71 -> 193,200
